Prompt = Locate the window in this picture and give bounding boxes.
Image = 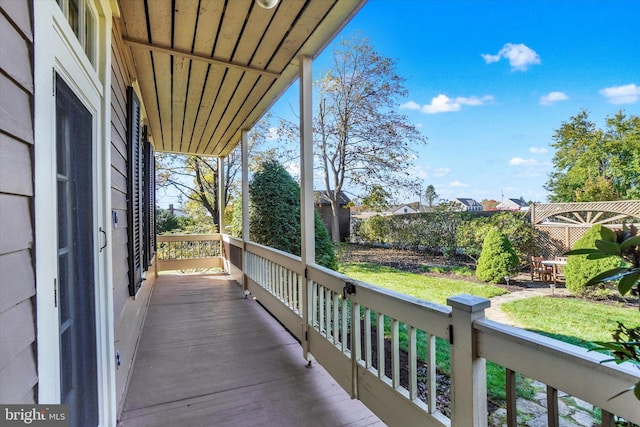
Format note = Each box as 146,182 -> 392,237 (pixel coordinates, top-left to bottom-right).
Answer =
56,0 -> 97,66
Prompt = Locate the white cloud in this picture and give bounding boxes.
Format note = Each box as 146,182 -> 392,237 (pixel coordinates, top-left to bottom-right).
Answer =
433,167 -> 451,177
400,100 -> 421,110
529,147 -> 548,154
509,157 -> 538,166
482,53 -> 501,64
401,94 -> 494,114
410,165 -> 429,180
422,94 -> 461,113
540,91 -> 569,105
599,83 -> 640,104
482,43 -> 541,71
458,95 -> 494,106
449,180 -> 468,188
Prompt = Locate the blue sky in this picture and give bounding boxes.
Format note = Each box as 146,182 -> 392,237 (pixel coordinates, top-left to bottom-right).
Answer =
267,0 -> 640,204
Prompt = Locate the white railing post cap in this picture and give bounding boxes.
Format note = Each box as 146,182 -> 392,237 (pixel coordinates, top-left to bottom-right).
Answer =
447,294 -> 491,312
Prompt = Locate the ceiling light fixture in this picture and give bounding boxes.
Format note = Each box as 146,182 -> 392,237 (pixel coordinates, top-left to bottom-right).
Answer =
255,0 -> 279,9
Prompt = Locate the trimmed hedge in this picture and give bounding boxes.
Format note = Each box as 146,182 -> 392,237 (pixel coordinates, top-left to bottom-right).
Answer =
564,224 -> 623,295
353,210 -> 532,264
476,229 -> 520,283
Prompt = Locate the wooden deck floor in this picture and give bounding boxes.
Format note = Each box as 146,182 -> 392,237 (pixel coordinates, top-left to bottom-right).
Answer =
119,273 -> 384,427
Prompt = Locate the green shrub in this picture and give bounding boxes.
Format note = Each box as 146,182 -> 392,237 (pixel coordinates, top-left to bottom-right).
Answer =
476,229 -> 520,283
359,215 -> 390,244
456,212 -> 533,265
354,206 -> 466,255
156,208 -> 181,233
314,211 -> 337,270
249,159 -> 336,269
564,225 -> 623,295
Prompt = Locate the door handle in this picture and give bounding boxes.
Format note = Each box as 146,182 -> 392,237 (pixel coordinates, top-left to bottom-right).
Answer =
99,227 -> 107,252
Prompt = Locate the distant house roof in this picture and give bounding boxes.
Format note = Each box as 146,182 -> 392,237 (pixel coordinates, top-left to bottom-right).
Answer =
509,198 -> 529,207
389,205 -> 417,215
454,198 -> 482,209
497,198 -> 529,210
314,190 -> 350,206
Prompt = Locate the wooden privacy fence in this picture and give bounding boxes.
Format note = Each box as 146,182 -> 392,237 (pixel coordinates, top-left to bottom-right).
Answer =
531,201 -> 640,259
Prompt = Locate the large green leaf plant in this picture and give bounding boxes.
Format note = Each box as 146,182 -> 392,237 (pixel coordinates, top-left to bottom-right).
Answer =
566,227 -> 640,401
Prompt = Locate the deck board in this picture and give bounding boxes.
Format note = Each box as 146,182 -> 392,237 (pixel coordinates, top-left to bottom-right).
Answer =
119,273 -> 384,427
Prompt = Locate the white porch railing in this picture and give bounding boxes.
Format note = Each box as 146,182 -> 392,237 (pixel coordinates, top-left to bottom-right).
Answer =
161,234 -> 640,426
156,234 -> 223,272
237,240 -> 640,427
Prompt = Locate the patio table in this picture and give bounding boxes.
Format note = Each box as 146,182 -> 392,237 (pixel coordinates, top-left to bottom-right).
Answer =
542,259 -> 567,283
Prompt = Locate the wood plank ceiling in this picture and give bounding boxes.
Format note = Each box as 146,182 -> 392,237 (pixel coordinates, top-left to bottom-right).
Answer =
118,0 -> 366,157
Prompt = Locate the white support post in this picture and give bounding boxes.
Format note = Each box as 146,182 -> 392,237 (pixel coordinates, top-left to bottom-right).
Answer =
241,129 -> 250,291
447,294 -> 490,427
218,157 -> 225,263
299,55 -> 314,361
218,156 -> 225,233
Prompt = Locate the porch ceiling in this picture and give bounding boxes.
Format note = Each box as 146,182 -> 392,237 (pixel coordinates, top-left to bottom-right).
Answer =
117,0 -> 366,157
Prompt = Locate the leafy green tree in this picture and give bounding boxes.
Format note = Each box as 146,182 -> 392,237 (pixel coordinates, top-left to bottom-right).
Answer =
361,185 -> 392,213
278,33 -> 427,242
545,110 -> 640,202
476,229 -> 520,283
564,224 -> 623,295
424,184 -> 439,207
228,197 -> 243,238
156,208 -> 180,234
249,160 -> 336,269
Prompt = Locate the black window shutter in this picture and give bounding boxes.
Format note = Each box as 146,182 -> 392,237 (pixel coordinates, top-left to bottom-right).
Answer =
127,87 -> 144,296
143,127 -> 156,269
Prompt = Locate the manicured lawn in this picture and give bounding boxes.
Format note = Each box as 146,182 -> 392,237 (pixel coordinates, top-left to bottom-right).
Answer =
340,262 -> 507,305
340,261 -> 639,404
502,296 -> 640,347
340,262 -> 530,402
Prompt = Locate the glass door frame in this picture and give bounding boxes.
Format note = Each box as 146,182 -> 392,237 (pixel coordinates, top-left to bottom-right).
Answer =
34,1 -> 116,425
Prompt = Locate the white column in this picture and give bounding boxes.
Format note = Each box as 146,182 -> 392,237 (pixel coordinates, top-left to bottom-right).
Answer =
299,55 -> 314,360
241,129 -> 250,291
300,55 -> 314,264
218,156 -> 225,233
217,156 -> 226,268
447,294 -> 490,427
241,130 -> 250,240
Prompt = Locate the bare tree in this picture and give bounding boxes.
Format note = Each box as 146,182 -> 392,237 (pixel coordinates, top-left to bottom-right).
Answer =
279,33 -> 427,242
155,118 -> 270,231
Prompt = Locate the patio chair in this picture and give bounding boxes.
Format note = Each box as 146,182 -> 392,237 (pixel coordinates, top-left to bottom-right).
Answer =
531,256 -> 553,282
